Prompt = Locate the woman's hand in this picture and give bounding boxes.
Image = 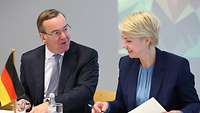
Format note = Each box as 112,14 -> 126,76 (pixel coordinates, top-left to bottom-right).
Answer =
92,102 -> 109,113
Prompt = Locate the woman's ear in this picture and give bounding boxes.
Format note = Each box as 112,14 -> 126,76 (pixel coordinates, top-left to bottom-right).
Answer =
145,37 -> 151,44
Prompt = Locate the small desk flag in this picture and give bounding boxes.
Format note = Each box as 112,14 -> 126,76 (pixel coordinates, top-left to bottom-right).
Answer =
0,50 -> 24,106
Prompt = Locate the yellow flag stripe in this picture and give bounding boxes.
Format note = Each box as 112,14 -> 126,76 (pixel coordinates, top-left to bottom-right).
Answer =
0,79 -> 12,106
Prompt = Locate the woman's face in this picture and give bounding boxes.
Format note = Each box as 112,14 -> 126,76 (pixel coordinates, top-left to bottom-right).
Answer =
121,32 -> 148,58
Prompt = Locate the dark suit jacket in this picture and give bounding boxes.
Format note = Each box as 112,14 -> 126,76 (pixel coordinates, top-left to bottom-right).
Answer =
20,41 -> 99,113
109,48 -> 200,113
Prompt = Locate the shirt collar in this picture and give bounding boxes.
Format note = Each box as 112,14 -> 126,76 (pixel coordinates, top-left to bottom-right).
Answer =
45,46 -> 64,59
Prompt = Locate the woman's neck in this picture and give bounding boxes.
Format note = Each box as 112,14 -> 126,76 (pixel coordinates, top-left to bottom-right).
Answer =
139,47 -> 156,68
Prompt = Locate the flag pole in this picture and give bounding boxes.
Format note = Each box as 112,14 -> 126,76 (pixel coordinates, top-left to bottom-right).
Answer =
11,49 -> 17,113
11,49 -> 16,67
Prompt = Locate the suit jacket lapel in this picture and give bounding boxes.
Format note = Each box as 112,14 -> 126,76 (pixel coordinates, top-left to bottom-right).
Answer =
33,46 -> 45,104
58,42 -> 77,94
150,48 -> 165,98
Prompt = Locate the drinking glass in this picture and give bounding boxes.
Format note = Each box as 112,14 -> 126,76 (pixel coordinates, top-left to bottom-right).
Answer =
48,103 -> 63,113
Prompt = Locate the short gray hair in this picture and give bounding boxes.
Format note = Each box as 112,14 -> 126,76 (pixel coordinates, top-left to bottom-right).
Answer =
37,9 -> 65,33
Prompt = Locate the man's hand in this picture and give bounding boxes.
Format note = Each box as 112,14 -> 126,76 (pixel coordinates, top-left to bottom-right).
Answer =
17,99 -> 31,112
29,102 -> 48,113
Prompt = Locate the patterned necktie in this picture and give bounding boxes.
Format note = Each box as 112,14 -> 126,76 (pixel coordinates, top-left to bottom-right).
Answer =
46,54 -> 61,97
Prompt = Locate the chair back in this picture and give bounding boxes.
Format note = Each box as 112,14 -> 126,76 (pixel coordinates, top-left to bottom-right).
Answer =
94,89 -> 116,102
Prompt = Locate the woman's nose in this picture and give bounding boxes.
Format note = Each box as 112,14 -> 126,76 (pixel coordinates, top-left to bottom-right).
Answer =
122,41 -> 127,48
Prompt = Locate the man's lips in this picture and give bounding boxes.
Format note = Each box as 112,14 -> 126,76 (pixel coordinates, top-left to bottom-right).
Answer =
61,42 -> 66,45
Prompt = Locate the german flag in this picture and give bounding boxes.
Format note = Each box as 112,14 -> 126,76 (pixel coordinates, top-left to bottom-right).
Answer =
0,51 -> 25,106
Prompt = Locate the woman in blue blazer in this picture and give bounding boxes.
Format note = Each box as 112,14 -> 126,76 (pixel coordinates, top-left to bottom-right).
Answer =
92,11 -> 200,113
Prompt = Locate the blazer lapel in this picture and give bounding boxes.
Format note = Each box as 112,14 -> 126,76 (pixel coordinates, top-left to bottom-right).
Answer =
150,48 -> 165,98
127,59 -> 140,109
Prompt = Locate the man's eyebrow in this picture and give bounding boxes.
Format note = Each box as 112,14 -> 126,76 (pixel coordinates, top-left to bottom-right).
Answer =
51,24 -> 68,33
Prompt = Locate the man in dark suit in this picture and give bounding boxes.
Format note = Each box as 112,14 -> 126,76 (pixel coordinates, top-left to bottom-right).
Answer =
17,9 -> 99,113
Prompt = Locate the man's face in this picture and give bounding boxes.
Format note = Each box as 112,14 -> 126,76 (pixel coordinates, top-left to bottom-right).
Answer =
40,14 -> 70,54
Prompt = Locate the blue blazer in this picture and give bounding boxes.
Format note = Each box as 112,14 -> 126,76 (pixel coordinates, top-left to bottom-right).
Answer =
20,41 -> 99,113
110,48 -> 200,113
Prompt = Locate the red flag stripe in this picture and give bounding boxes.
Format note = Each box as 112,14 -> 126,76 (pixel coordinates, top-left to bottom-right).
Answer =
1,67 -> 17,100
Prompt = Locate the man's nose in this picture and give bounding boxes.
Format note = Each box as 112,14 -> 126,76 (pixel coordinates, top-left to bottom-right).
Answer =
60,31 -> 68,39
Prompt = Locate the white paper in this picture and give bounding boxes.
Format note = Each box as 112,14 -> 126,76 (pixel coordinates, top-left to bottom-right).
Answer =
0,110 -> 25,113
0,110 -> 14,113
128,97 -> 166,113
16,110 -> 26,113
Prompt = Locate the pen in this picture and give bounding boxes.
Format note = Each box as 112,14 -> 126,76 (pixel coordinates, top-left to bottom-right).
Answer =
88,104 -> 104,113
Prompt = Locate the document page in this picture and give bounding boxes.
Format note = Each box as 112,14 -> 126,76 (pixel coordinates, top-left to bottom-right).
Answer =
128,97 -> 166,113
0,110 -> 14,113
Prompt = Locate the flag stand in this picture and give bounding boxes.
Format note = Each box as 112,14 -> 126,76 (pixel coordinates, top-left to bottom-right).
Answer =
13,100 -> 17,113
0,100 -> 16,112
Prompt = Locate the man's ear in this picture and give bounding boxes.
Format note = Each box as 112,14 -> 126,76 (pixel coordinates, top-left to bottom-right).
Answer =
40,33 -> 46,44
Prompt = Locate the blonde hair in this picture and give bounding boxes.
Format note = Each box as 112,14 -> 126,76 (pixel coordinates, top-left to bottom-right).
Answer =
119,11 -> 160,46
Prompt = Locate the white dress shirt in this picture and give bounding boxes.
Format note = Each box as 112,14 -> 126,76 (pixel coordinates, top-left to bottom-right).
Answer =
44,46 -> 64,98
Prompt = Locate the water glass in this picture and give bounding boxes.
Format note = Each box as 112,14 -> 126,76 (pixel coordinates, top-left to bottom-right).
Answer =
48,103 -> 63,113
